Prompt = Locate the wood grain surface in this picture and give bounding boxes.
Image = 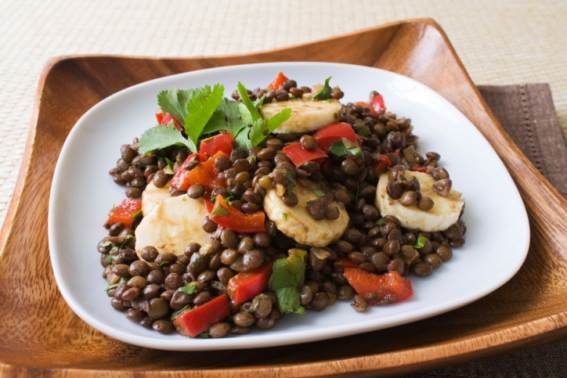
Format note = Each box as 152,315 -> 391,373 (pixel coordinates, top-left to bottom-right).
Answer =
0,18 -> 565,377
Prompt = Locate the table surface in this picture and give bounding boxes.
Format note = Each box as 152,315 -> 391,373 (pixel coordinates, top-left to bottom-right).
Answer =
0,0 -> 566,374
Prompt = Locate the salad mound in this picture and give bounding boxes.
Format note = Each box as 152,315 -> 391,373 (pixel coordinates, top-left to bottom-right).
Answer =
100,72 -> 466,337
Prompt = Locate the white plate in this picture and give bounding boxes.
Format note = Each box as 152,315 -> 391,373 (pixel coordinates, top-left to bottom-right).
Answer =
48,62 -> 530,351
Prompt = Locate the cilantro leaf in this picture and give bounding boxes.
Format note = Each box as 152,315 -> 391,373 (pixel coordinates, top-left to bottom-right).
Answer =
179,282 -> 199,295
237,82 -> 261,122
237,82 -> 290,147
313,77 -> 332,100
184,84 -> 225,146
275,287 -> 305,314
157,89 -> 193,123
202,98 -> 247,136
138,124 -> 195,154
329,140 -> 362,157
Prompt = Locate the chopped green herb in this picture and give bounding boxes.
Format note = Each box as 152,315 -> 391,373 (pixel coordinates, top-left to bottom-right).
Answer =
163,157 -> 175,174
106,277 -> 127,291
179,282 -> 199,295
197,332 -> 210,339
313,188 -> 325,197
354,123 -> 371,137
376,218 -> 386,226
104,255 -> 114,264
211,201 -> 229,216
138,124 -> 195,154
313,77 -> 332,100
282,212 -> 288,221
237,82 -> 292,147
415,234 -> 428,249
159,261 -> 170,267
202,98 -> 248,137
171,305 -> 191,320
329,139 -> 362,157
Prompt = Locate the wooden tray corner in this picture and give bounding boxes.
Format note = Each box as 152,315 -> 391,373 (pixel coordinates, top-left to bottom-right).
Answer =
1,18 -> 566,377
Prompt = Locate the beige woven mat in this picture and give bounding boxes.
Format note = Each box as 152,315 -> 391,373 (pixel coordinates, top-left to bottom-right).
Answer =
1,0 -> 566,222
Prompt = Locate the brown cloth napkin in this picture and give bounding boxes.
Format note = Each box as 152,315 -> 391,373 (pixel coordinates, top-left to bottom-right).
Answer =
403,84 -> 567,377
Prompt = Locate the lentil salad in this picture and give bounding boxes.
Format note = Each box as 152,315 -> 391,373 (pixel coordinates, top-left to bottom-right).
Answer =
100,72 -> 466,338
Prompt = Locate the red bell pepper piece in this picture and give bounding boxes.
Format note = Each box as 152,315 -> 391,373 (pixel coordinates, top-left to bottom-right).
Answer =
369,91 -> 386,114
174,294 -> 230,337
155,112 -> 183,131
169,152 -> 226,192
314,122 -> 358,151
105,198 -> 141,229
155,112 -> 173,125
282,142 -> 328,167
412,166 -> 428,173
375,154 -> 393,175
343,268 -> 413,305
206,195 -> 266,233
267,71 -> 289,90
227,264 -> 272,305
198,133 -> 233,161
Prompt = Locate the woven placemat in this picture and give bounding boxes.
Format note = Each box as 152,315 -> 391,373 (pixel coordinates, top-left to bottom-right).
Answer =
1,0 -> 566,223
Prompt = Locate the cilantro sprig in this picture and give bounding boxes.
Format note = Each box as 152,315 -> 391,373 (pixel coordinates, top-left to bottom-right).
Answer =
236,82 -> 291,147
138,81 -> 291,155
313,76 -> 333,100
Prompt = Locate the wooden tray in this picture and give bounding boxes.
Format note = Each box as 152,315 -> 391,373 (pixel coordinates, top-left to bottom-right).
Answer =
1,18 -> 566,377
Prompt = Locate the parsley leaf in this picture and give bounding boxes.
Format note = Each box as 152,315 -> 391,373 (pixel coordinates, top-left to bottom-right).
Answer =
313,188 -> 325,197
329,139 -> 362,157
184,84 -> 225,146
269,249 -> 307,314
313,76 -> 332,100
138,124 -> 195,154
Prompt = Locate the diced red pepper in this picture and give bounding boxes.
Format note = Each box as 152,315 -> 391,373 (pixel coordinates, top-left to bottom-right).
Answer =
314,122 -> 358,151
369,91 -> 386,114
169,152 -> 226,192
267,72 -> 289,90
105,198 -> 141,229
205,195 -> 266,233
282,142 -> 328,166
375,154 -> 393,175
198,133 -> 233,161
174,294 -> 230,337
155,112 -> 174,125
343,268 -> 413,305
227,264 -> 272,305
155,112 -> 183,131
